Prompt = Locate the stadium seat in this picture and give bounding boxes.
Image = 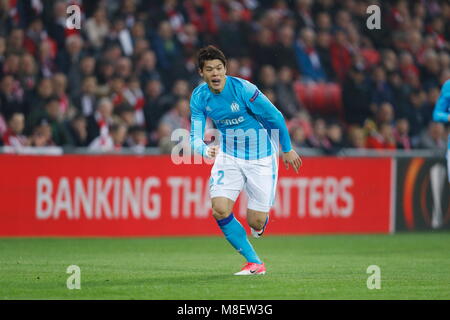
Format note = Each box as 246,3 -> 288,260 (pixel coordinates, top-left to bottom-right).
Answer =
294,82 -> 343,118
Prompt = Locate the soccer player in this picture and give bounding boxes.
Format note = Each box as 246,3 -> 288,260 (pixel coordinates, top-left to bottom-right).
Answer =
189,46 -> 302,275
433,79 -> 450,182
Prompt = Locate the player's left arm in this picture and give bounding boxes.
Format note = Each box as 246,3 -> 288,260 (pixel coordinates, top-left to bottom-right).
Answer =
433,81 -> 450,123
243,82 -> 302,173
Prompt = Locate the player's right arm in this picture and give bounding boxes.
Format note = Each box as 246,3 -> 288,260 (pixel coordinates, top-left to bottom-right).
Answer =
433,80 -> 450,123
189,91 -> 215,158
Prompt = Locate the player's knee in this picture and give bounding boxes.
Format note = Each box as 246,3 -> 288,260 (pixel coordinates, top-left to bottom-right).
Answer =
250,220 -> 266,231
212,204 -> 231,221
248,215 -> 266,230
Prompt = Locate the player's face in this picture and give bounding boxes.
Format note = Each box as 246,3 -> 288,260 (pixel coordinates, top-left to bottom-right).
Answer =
200,59 -> 227,93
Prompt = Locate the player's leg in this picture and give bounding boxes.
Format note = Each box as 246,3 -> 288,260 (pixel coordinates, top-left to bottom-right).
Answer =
209,154 -> 262,268
211,196 -> 261,264
244,154 -> 278,238
247,209 -> 269,238
228,155 -> 277,275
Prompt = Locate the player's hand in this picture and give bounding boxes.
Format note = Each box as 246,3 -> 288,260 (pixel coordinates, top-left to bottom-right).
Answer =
282,149 -> 302,174
206,145 -> 220,158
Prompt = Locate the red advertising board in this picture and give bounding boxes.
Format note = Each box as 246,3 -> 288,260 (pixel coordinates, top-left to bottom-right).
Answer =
0,155 -> 393,236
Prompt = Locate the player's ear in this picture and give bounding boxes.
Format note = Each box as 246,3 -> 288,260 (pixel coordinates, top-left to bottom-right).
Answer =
198,68 -> 203,77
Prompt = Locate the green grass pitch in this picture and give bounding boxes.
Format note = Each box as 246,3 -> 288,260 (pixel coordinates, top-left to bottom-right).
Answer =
0,233 -> 449,299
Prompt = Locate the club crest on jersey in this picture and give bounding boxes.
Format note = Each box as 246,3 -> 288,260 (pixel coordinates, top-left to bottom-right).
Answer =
205,106 -> 212,112
230,102 -> 240,112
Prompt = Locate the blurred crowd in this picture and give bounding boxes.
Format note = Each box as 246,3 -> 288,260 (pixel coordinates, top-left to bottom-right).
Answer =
0,0 -> 449,154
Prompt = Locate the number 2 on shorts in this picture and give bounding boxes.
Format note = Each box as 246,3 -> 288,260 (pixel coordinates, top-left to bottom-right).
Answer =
217,170 -> 225,185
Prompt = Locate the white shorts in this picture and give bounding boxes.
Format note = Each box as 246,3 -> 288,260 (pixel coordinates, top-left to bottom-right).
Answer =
209,152 -> 278,212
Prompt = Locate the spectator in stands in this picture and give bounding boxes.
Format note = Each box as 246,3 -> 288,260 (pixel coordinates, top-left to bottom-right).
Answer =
290,126 -> 308,149
51,73 -> 69,118
159,79 -> 191,110
24,17 -> 50,57
315,11 -> 332,33
26,77 -> 54,120
366,122 -> 397,150
306,117 -> 332,151
218,5 -> 250,58
64,54 -> 96,98
29,118 -> 54,147
115,104 -> 136,128
133,38 -> 151,64
89,122 -> 128,152
45,1 -> 69,50
315,31 -> 335,81
3,53 -> 21,79
115,57 -> 133,81
381,49 -> 398,74
371,66 -> 393,106
79,56 -> 97,80
36,98 -> 71,146
226,58 -> 240,78
104,17 -> 133,57
72,76 -> 98,117
393,118 -> 411,150
386,71 -> 409,117
439,52 -> 450,72
136,50 -> 161,89
273,25 -> 297,70
251,27 -> 276,72
65,113 -> 88,147
151,20 -> 182,84
342,65 -> 373,126
86,98 -> 115,144
96,58 -> 114,92
2,112 -> 28,147
6,28 -> 25,56
294,28 -> 327,82
56,35 -> 86,98
274,66 -> 303,120
329,29 -> 352,83
0,75 -> 25,119
326,121 -> 345,154
85,7 -> 110,51
420,49 -> 441,90
159,98 -> 191,133
257,65 -> 277,92
143,78 -> 167,133
347,125 -> 367,149
417,122 -> 447,150
399,51 -> 419,82
37,38 -> 57,78
156,121 -> 174,152
293,0 -> 315,30
406,89 -> 430,141
126,125 -> 148,153
287,109 -> 312,134
375,102 -> 395,127
18,53 -> 38,94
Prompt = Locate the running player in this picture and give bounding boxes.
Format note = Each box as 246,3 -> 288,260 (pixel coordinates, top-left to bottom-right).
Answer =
189,45 -> 302,275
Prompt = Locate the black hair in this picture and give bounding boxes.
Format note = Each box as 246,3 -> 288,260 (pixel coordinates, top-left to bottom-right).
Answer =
197,45 -> 227,70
